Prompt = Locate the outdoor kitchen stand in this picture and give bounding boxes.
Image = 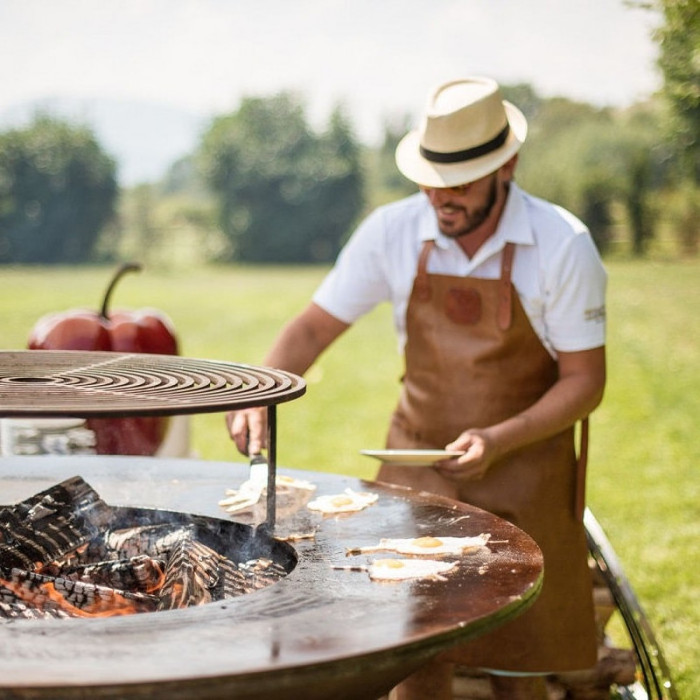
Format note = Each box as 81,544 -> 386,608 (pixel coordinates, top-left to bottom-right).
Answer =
0,350 -> 545,700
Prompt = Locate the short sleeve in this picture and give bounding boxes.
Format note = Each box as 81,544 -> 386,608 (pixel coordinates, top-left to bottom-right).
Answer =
543,231 -> 607,353
312,208 -> 393,324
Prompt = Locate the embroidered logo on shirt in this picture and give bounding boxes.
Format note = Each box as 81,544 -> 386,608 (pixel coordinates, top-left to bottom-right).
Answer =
584,306 -> 606,322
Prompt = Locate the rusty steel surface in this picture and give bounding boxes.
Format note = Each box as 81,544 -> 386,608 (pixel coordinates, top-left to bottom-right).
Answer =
0,350 -> 306,418
0,455 -> 543,700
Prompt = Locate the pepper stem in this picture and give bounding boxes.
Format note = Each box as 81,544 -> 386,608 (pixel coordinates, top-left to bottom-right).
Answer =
100,262 -> 143,319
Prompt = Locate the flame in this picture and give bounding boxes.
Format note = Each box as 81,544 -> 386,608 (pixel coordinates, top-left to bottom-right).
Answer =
169,582 -> 186,607
1,576 -> 144,618
144,562 -> 166,594
44,581 -> 141,618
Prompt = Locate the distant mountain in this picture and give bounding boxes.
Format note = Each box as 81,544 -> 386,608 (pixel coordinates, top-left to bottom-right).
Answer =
0,97 -> 210,187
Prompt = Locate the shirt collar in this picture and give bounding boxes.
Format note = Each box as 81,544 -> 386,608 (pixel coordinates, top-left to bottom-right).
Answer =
496,182 -> 534,246
421,182 -> 534,253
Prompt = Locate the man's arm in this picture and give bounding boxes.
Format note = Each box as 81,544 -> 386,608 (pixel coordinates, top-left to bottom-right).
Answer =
226,302 -> 350,455
440,346 -> 606,480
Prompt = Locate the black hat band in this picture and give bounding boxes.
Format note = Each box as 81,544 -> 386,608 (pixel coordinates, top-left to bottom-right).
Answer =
419,123 -> 510,164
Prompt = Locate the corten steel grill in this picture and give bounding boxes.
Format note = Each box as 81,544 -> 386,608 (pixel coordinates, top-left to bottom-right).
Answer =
0,351 -> 544,700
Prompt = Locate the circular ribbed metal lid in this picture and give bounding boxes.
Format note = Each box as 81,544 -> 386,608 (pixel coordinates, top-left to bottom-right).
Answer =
0,350 -> 306,418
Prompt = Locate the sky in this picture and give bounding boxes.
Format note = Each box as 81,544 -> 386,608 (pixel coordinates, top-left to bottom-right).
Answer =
0,0 -> 663,183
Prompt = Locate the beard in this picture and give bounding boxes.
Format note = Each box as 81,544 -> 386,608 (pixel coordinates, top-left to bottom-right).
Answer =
435,175 -> 500,239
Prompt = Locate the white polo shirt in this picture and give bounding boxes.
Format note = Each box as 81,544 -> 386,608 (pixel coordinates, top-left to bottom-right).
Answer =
312,183 -> 607,358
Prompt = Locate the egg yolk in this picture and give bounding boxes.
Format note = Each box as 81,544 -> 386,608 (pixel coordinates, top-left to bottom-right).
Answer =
375,559 -> 405,568
411,536 -> 444,549
331,495 -> 354,507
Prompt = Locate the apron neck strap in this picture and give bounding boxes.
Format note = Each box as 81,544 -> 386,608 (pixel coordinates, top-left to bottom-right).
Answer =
415,240 -> 435,301
498,242 -> 516,330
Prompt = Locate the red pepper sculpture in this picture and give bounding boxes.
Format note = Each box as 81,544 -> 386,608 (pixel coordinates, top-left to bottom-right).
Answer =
28,263 -> 179,455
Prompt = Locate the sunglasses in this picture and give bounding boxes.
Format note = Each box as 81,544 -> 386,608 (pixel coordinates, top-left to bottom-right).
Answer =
420,183 -> 473,196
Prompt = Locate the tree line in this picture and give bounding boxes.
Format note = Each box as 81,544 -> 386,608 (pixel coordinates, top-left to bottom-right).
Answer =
0,0 -> 696,265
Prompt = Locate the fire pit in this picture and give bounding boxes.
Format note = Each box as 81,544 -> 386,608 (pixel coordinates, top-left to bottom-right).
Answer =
0,351 -> 544,700
0,475 -> 294,619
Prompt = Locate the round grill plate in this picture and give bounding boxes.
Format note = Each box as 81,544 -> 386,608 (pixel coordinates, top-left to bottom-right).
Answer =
0,351 -> 306,418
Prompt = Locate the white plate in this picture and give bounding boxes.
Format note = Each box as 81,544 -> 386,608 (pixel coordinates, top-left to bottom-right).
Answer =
359,449 -> 463,466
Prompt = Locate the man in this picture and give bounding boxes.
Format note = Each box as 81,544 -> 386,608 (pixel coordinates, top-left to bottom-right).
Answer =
227,77 -> 607,700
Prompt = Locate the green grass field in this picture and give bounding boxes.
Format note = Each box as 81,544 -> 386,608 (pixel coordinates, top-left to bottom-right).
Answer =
1,259 -> 698,696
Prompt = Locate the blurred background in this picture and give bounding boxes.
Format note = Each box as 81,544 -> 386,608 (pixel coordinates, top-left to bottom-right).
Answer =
1,0 -> 696,266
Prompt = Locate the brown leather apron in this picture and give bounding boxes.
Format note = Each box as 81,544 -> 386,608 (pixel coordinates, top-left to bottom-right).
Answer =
378,240 -> 597,672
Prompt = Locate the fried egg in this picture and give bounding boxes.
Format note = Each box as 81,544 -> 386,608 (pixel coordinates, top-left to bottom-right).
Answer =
275,475 -> 317,491
348,533 -> 490,556
307,488 -> 378,514
219,473 -> 317,514
368,558 -> 458,581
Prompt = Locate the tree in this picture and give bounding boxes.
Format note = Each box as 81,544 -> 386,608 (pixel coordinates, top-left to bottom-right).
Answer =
198,93 -> 365,263
501,83 -> 546,126
638,0 -> 700,256
515,97 -> 619,252
0,114 -> 118,263
363,115 -> 418,210
649,0 -> 700,182
516,91 -> 672,256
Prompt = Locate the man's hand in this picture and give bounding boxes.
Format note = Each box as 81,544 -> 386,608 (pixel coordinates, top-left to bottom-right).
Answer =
435,347 -> 606,483
225,408 -> 267,456
435,429 -> 500,481
224,302 -> 350,457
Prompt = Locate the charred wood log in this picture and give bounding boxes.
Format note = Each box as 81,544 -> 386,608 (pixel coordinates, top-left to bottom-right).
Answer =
0,476 -> 289,619
0,567 -> 158,616
103,523 -> 197,559
40,554 -> 165,593
0,476 -> 110,569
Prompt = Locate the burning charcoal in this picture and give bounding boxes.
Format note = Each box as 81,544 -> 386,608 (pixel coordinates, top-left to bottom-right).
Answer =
45,554 -> 165,593
132,554 -> 167,592
239,558 -> 289,590
1,568 -> 158,617
216,558 -> 289,598
157,539 -> 223,610
0,478 -> 291,621
38,541 -> 108,574
103,524 -> 197,560
154,537 -> 288,609
0,568 -> 65,612
0,599 -> 65,620
45,574 -> 158,615
0,598 -> 74,620
219,565 -> 256,598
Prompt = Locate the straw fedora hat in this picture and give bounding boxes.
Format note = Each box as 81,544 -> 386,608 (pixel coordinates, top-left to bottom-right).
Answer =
395,77 -> 528,188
